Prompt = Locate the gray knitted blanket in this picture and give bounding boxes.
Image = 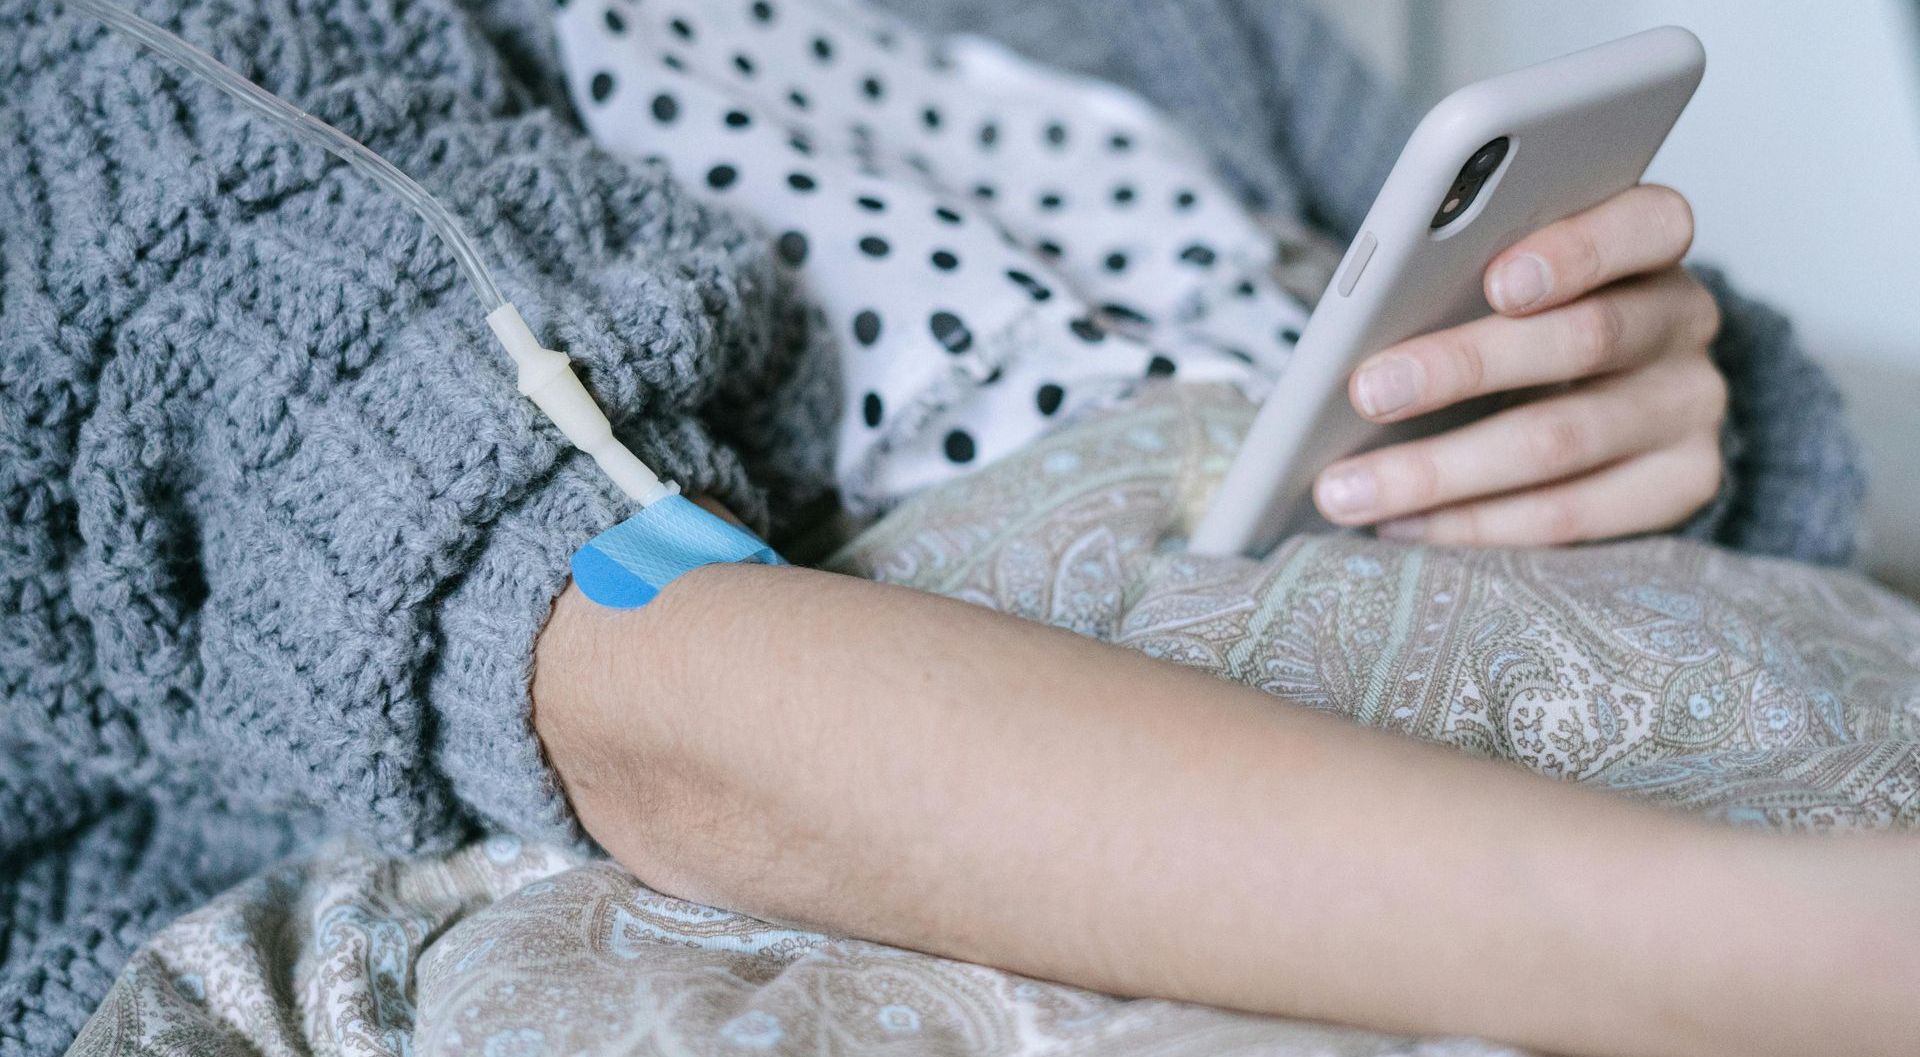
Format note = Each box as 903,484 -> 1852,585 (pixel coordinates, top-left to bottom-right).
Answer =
0,0 -> 1865,1053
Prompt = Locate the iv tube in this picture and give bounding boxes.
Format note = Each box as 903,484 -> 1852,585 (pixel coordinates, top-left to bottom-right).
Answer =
68,0 -> 505,311
72,0 -> 678,505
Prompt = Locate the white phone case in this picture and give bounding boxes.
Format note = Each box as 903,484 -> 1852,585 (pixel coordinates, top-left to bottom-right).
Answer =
1189,26 -> 1706,557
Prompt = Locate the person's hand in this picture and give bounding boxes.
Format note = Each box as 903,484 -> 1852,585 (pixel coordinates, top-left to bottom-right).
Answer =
1312,185 -> 1727,546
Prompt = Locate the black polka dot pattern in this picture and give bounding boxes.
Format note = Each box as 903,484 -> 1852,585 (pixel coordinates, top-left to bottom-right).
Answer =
559,0 -> 1313,505
1004,269 -> 1051,301
943,430 -> 976,463
1035,383 -> 1065,416
1179,243 -> 1217,267
929,311 -> 973,354
776,231 -> 809,266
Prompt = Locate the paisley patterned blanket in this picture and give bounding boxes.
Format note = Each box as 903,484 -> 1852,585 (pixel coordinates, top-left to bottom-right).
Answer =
72,386 -> 1920,1057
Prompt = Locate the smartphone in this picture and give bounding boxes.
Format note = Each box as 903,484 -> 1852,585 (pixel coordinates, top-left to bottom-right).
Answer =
1188,26 -> 1706,557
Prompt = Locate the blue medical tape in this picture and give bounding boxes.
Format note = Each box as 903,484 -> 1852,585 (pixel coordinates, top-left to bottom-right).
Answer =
571,494 -> 785,609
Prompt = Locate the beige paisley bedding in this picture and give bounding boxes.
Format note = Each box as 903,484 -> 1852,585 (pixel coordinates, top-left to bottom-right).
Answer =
71,385 -> 1920,1057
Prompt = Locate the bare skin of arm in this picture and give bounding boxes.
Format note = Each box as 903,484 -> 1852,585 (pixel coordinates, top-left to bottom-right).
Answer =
533,561 -> 1920,1057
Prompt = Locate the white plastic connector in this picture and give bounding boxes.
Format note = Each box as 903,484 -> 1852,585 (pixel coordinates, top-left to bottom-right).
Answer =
70,0 -> 683,510
487,304 -> 679,506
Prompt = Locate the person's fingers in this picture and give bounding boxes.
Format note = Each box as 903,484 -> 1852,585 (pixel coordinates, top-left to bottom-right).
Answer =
1349,268 -> 1719,422
1373,435 -> 1724,547
1484,184 -> 1696,316
1317,351 -> 1726,527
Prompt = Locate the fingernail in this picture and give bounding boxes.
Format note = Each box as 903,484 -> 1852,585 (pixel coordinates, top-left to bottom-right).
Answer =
1317,466 -> 1378,518
1377,516 -> 1428,542
1490,254 -> 1550,312
1354,356 -> 1421,417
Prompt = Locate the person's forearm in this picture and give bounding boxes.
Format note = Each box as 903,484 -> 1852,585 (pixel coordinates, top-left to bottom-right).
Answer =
533,563 -> 1918,1057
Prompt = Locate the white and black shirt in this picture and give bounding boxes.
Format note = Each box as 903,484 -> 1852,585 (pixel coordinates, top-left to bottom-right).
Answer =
557,0 -> 1310,511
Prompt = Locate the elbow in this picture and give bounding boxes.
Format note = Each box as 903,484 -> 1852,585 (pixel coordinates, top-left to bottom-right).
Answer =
529,574 -> 826,919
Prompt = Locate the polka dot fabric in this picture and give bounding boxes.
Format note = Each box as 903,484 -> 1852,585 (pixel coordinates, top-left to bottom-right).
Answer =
556,0 -> 1310,510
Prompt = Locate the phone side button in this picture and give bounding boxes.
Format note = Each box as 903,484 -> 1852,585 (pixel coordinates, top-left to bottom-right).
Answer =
1336,231 -> 1378,297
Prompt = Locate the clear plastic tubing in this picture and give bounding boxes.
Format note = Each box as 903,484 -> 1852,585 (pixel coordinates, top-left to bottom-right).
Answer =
73,0 -> 678,505
69,0 -> 505,310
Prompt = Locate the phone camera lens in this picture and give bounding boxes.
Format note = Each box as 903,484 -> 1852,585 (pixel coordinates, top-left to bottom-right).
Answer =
1432,138 -> 1509,229
1468,138 -> 1508,177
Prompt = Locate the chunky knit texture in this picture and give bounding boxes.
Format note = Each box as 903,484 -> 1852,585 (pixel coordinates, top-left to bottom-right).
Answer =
0,0 -> 1863,1053
0,0 -> 841,1050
